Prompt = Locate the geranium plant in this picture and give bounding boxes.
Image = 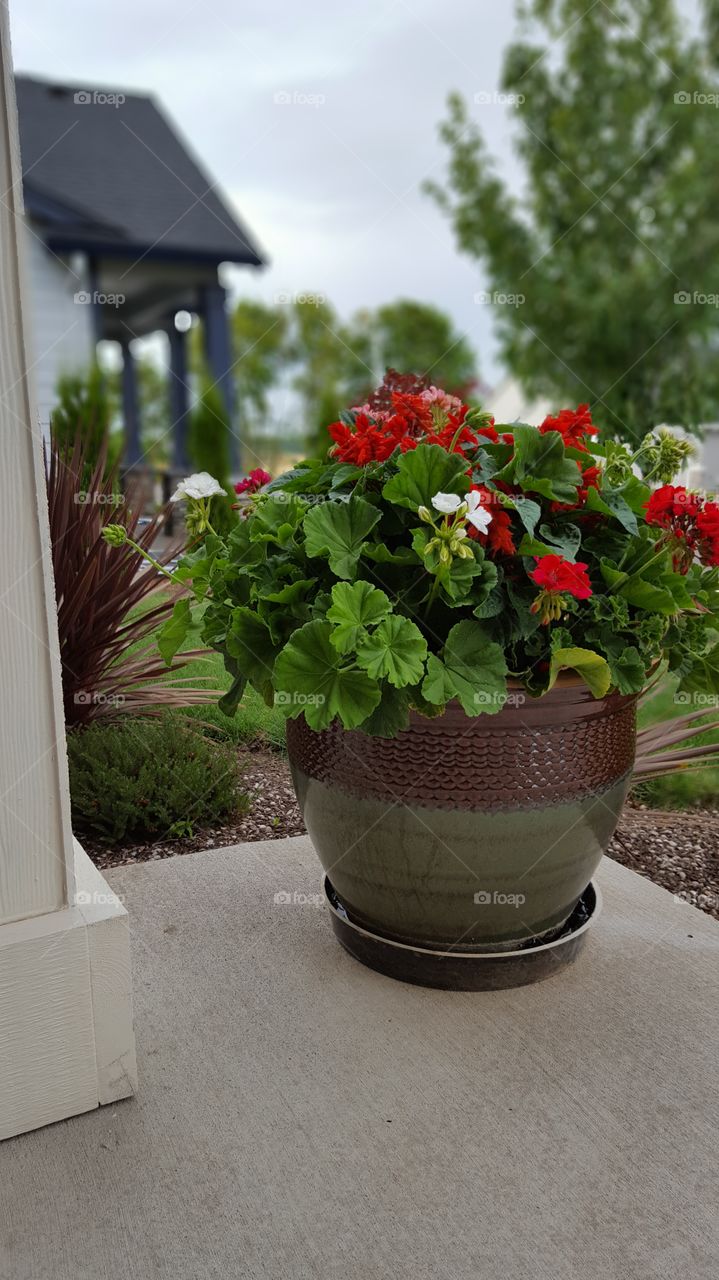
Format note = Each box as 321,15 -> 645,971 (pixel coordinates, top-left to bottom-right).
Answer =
109,373 -> 719,738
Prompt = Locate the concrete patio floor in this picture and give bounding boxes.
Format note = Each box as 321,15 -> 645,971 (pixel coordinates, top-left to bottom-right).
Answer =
2,835 -> 719,1280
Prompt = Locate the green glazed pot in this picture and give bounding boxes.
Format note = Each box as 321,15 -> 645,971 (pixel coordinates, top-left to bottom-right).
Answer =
286,682 -> 637,950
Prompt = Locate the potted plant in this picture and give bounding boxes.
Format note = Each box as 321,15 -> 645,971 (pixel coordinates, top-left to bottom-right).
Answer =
108,374 -> 719,986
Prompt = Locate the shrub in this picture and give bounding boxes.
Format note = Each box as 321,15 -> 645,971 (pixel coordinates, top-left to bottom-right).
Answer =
67,715 -> 247,842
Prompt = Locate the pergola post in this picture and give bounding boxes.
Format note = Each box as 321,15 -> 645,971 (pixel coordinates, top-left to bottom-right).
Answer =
0,0 -> 136,1141
201,282 -> 240,473
121,338 -> 142,468
168,322 -> 191,472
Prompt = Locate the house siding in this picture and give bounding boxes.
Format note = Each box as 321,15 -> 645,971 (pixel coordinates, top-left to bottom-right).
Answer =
23,224 -> 95,433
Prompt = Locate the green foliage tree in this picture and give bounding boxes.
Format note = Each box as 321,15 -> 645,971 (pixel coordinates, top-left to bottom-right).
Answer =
428,0 -> 719,442
370,299 -> 477,397
51,363 -> 121,471
188,382 -> 236,533
287,298 -> 373,456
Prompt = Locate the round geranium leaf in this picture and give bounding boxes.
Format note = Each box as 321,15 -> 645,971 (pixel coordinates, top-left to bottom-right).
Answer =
382,444 -> 470,512
326,581 -> 392,654
273,620 -> 381,730
356,616 -> 429,688
303,495 -> 381,579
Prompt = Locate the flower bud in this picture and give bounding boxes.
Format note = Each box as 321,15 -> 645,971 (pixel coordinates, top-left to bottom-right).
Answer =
102,524 -> 128,547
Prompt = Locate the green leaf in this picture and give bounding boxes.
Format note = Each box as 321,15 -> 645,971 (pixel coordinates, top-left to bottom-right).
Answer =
585,486 -> 638,534
421,620 -> 508,716
303,495 -> 381,579
548,647 -> 611,698
607,646 -> 647,695
361,684 -> 412,737
362,543 -> 420,566
226,608 -> 281,691
218,672 -> 246,716
356,616 -> 428,687
273,620 -> 381,730
600,560 -> 678,614
506,495 -> 542,536
496,424 -> 581,504
252,494 -> 307,536
257,578 -> 316,605
538,522 -> 581,562
157,598 -> 197,666
382,443 -> 469,511
326,581 -> 392,654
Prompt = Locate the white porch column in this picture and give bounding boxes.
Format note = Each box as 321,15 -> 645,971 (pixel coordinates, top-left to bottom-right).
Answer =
0,1 -> 136,1140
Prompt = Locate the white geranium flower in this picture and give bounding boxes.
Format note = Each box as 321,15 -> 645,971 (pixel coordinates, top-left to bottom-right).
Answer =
465,490 -> 493,535
170,472 -> 226,502
431,491 -> 464,514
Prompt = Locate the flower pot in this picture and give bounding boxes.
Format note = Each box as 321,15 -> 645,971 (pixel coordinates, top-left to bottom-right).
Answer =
286,682 -> 637,953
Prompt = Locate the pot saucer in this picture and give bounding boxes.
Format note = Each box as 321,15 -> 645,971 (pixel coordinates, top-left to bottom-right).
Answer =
324,877 -> 601,991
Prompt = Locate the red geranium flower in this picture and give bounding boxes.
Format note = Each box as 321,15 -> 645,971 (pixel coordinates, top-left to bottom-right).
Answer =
539,404 -> 597,453
644,484 -> 718,572
531,555 -> 593,598
530,554 -> 592,624
328,412 -> 408,464
235,468 -> 271,495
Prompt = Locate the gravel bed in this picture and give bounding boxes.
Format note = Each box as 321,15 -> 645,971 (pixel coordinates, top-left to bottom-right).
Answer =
86,751 -> 719,923
610,805 -> 719,921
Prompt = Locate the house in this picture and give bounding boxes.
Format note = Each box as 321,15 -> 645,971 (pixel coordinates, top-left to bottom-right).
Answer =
15,74 -> 266,474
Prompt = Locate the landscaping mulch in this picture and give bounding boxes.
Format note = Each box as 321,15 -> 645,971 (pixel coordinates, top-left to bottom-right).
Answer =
87,748 -> 719,922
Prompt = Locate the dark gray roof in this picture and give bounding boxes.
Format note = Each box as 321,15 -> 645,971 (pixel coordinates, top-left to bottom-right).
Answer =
15,75 -> 265,267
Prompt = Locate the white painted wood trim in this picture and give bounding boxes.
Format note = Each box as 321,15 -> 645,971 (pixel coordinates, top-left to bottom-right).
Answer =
0,3 -> 137,1139
0,840 -> 137,1141
0,1 -> 75,925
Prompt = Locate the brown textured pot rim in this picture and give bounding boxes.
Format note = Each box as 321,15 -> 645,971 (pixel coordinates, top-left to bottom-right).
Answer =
324,876 -> 602,960
409,682 -> 638,731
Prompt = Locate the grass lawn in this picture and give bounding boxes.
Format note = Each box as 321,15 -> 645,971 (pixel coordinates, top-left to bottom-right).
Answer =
178,648 -> 287,749
635,680 -> 719,811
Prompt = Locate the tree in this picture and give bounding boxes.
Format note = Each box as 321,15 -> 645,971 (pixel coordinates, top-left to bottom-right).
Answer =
187,382 -> 235,533
230,299 -> 289,424
370,299 -> 477,397
428,0 -> 719,442
287,298 -> 373,456
51,363 -> 121,472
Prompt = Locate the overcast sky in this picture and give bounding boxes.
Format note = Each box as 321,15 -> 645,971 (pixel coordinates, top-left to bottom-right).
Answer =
10,0 -> 702,387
